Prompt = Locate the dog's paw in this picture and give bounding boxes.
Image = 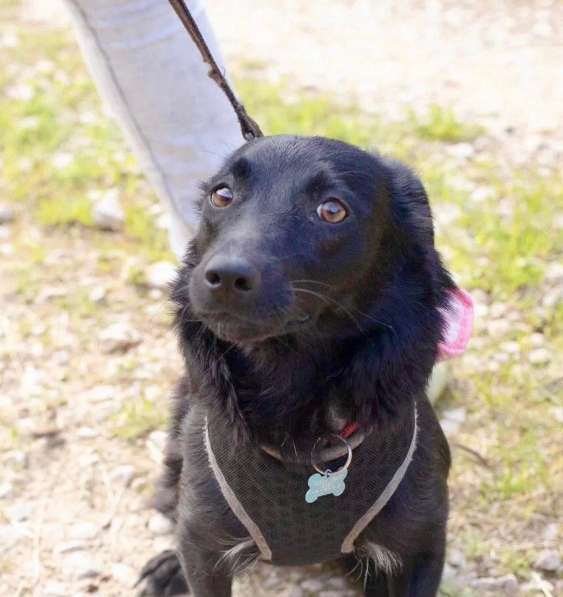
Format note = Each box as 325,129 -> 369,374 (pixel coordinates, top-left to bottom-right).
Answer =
137,550 -> 189,596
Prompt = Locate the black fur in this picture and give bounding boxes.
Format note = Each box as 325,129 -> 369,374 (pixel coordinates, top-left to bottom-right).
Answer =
139,136 -> 454,596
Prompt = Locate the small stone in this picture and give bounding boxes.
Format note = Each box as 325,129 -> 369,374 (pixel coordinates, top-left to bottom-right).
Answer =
0,481 -> 13,499
262,573 -> 280,589
529,348 -> 550,365
62,552 -> 101,580
69,522 -> 98,541
327,576 -> 348,589
546,262 -> 563,282
471,574 -> 519,593
490,302 -> 507,318
51,152 -> 74,170
551,407 -> 563,424
55,540 -> 88,555
440,407 -> 466,436
289,588 -> 304,597
448,143 -> 475,160
148,512 -> 174,536
489,319 -> 510,336
471,186 -> 494,203
99,322 -> 141,353
93,190 -> 124,232
500,341 -> 520,355
44,581 -> 68,596
6,502 -> 32,522
448,548 -> 466,569
109,464 -> 136,487
542,523 -> 558,542
78,453 -> 100,468
130,476 -> 148,492
77,427 -> 98,439
301,579 -> 323,592
0,523 -> 29,546
89,287 -> 106,303
0,204 -> 15,224
534,549 -> 561,572
542,288 -> 561,309
146,430 -> 168,463
530,333 -> 545,347
86,384 -> 116,403
111,562 -> 137,586
146,261 -> 177,290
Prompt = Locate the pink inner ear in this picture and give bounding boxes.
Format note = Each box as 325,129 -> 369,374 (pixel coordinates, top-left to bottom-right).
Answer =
437,288 -> 474,360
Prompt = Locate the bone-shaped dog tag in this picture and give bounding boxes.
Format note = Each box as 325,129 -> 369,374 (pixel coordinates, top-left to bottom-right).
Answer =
305,468 -> 348,503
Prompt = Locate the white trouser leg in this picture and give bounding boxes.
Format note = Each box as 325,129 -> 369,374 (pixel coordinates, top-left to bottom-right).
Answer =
63,0 -> 243,258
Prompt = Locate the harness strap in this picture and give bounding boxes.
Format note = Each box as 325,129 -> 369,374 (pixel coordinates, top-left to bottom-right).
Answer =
204,421 -> 272,560
340,403 -> 419,553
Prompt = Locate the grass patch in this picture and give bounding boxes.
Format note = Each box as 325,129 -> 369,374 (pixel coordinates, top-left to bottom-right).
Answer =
36,194 -> 93,227
237,77 -> 403,152
125,204 -> 171,263
409,104 -> 482,142
448,174 -> 562,300
439,584 -> 477,597
112,396 -> 167,441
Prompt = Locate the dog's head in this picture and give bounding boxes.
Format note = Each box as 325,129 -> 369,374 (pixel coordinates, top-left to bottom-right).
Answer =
173,136 -> 460,433
181,135 -> 449,347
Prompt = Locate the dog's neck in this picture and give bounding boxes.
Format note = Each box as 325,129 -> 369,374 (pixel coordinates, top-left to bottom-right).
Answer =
211,337 -> 331,446
219,331 -> 390,454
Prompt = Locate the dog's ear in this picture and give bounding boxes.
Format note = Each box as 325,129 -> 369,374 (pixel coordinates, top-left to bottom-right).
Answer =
339,158 -> 470,421
384,157 -> 435,247
383,158 -> 474,362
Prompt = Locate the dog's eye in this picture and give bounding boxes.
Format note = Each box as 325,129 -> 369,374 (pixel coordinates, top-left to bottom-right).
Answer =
317,199 -> 348,223
210,186 -> 233,208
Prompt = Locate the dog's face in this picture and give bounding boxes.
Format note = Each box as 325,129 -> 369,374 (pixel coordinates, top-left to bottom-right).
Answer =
186,135 -> 432,346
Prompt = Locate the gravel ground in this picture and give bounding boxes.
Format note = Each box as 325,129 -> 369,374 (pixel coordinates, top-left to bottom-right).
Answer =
2,1 -> 562,596
207,0 -> 563,158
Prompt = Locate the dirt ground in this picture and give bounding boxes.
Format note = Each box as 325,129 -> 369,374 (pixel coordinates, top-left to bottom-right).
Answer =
1,1 -> 561,596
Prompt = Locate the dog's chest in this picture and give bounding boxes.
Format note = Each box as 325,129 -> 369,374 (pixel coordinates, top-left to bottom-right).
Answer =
204,409 -> 417,567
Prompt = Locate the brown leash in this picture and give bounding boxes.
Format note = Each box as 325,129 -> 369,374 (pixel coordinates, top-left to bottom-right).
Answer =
169,0 -> 263,141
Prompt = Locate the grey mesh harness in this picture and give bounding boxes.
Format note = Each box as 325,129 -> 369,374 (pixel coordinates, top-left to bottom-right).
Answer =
204,404 -> 418,566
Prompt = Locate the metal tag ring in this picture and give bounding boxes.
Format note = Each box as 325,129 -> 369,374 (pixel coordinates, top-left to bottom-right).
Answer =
311,434 -> 353,475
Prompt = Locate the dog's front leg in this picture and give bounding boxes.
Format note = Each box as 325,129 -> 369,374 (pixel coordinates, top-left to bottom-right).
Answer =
177,526 -> 233,597
367,551 -> 444,597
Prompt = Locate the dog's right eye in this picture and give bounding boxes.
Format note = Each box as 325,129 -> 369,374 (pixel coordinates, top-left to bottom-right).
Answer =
210,186 -> 233,208
317,198 -> 348,223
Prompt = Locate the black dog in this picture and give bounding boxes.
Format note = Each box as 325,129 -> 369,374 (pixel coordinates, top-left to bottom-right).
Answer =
138,136 -> 455,596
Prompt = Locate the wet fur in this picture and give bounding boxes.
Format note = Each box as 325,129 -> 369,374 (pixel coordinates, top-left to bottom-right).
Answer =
139,136 -> 453,597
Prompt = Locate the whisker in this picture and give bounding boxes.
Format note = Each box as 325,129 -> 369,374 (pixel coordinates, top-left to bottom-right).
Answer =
292,284 -> 395,333
292,279 -> 335,290
292,286 -> 365,335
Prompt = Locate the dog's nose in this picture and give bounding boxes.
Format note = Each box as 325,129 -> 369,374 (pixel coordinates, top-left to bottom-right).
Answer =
204,256 -> 260,296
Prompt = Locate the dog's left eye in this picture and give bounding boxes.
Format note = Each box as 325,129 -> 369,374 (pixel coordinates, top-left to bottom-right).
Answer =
317,199 -> 348,223
210,186 -> 233,208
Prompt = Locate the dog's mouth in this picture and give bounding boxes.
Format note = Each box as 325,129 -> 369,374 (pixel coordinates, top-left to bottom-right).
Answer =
200,312 -> 312,344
